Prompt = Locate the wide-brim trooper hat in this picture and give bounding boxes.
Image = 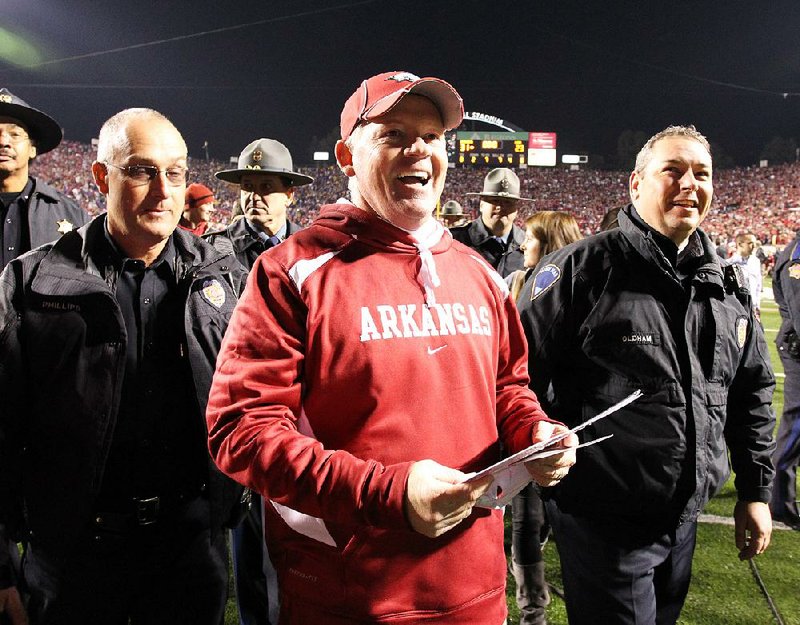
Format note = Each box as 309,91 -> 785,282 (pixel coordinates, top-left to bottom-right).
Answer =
0,88 -> 63,154
441,200 -> 466,216
215,138 -> 313,187
466,167 -> 533,201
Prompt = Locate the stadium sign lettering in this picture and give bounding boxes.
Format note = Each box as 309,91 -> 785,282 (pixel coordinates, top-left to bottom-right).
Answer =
464,111 -> 519,132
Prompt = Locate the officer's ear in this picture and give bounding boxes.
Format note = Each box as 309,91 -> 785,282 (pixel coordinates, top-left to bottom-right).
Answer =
92,161 -> 110,194
629,170 -> 641,202
335,139 -> 355,178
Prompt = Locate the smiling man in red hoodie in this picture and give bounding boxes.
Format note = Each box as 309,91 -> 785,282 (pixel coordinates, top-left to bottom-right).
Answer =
206,71 -> 576,624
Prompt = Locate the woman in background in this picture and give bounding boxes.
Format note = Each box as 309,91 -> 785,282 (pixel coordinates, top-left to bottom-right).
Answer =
507,210 -> 582,625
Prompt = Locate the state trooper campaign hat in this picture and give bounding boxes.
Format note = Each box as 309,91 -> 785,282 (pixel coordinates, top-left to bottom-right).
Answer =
441,200 -> 466,216
340,71 -> 464,141
466,167 -> 533,202
215,138 -> 313,187
0,88 -> 63,154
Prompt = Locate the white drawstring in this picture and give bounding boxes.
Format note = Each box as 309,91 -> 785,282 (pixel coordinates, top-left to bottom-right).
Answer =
409,219 -> 444,305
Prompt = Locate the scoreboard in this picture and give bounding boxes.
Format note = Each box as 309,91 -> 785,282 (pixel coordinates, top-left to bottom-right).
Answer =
451,131 -> 529,167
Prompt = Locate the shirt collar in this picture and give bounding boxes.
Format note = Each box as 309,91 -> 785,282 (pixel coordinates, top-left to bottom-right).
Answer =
245,218 -> 287,244
101,215 -> 176,276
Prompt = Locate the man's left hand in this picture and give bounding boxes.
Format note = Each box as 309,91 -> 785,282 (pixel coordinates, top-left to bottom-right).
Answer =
734,501 -> 772,560
524,421 -> 578,487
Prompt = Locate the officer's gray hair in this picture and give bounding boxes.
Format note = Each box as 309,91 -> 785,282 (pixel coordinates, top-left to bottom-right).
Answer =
96,108 -> 179,163
634,125 -> 711,174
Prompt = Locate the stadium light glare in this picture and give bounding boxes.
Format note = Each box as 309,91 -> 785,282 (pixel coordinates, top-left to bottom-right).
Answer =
0,27 -> 42,68
313,151 -> 330,161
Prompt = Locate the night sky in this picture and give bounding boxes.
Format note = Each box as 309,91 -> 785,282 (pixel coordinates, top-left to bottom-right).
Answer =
3,0 -> 800,166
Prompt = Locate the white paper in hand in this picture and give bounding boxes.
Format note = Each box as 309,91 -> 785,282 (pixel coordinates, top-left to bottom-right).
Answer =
462,389 -> 643,509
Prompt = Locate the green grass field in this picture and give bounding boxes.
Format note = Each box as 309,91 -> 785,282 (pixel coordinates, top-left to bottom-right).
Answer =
503,294 -> 800,625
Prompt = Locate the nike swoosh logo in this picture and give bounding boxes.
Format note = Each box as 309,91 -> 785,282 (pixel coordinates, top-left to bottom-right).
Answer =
427,344 -> 448,355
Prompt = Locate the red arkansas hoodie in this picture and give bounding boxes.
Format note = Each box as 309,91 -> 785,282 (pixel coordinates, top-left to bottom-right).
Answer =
207,203 -> 552,623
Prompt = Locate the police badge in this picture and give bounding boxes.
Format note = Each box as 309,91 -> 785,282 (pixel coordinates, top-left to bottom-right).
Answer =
735,316 -> 748,349
201,279 -> 226,308
56,219 -> 74,234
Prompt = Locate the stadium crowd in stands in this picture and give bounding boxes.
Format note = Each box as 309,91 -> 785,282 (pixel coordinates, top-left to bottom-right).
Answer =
32,139 -> 800,251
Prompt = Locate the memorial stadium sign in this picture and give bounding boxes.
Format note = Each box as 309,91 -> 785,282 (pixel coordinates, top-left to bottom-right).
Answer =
463,111 -> 523,132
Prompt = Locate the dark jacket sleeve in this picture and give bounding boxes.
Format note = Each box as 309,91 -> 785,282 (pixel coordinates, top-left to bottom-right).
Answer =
725,302 -> 777,503
773,239 -> 800,342
0,262 -> 25,588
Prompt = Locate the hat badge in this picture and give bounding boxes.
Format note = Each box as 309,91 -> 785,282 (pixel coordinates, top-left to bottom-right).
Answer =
0,94 -> 11,104
388,72 -> 420,83
252,149 -> 263,162
500,177 -> 510,190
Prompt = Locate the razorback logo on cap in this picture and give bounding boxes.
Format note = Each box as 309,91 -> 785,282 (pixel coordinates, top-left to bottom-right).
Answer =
387,72 -> 420,83
201,279 -> 226,308
531,264 -> 561,300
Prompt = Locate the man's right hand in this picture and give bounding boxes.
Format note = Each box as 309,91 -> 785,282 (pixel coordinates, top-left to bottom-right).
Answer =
404,459 -> 493,538
0,586 -> 27,625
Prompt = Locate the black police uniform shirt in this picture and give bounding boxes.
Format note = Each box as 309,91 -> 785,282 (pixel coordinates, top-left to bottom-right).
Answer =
96,221 -> 206,505
0,184 -> 31,268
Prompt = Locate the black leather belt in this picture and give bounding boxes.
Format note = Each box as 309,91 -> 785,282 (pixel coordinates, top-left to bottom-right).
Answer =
94,488 -> 203,529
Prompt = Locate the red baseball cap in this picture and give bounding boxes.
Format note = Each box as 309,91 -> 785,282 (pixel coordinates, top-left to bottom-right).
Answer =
340,71 -> 464,140
185,183 -> 216,208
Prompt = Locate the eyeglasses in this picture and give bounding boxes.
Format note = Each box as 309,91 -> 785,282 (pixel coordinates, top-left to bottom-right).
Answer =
105,163 -> 187,186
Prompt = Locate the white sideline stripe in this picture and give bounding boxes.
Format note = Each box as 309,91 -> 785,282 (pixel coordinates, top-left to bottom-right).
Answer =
699,513 -> 795,531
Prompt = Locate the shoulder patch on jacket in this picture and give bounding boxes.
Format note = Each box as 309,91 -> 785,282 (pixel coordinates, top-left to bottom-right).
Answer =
736,316 -> 748,349
723,263 -> 749,295
531,264 -> 561,300
201,278 -> 226,308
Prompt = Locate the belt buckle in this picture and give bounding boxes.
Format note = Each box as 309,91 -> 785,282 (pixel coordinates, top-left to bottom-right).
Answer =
135,496 -> 160,526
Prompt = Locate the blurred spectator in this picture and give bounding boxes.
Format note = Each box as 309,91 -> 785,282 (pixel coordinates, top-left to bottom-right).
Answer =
727,232 -> 763,318
180,183 -> 216,235
598,206 -> 622,232
438,199 -> 467,227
